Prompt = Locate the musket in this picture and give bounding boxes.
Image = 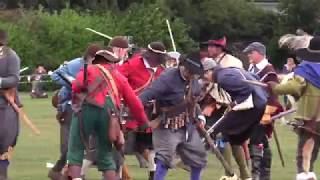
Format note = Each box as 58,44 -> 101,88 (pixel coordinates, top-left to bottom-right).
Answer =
2,88 -> 40,135
198,125 -> 235,177
85,28 -> 113,40
166,19 -> 177,52
187,76 -> 235,176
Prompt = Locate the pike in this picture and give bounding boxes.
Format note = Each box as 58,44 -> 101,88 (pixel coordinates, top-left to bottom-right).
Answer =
270,108 -> 297,167
166,19 -> 177,52
20,67 -> 29,73
241,79 -> 268,87
85,28 -> 113,40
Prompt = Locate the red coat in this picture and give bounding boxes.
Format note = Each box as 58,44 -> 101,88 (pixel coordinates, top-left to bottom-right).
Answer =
72,64 -> 149,127
117,54 -> 165,130
117,54 -> 164,95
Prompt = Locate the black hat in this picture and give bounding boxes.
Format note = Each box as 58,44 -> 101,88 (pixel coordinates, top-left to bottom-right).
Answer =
147,42 -> 166,54
179,51 -> 204,76
109,36 -> 129,48
295,36 -> 320,62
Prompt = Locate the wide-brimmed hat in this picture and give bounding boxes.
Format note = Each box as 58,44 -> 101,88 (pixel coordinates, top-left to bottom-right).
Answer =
142,41 -> 167,65
94,47 -> 120,63
206,36 -> 227,50
295,36 -> 320,62
179,51 -> 204,76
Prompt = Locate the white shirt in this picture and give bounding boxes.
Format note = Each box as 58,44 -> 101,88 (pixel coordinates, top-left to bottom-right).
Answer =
215,53 -> 243,69
249,58 -> 269,73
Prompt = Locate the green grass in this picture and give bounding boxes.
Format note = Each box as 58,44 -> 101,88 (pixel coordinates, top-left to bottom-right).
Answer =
8,93 -> 319,180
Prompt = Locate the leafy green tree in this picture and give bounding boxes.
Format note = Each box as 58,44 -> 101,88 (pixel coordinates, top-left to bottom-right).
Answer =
278,0 -> 320,34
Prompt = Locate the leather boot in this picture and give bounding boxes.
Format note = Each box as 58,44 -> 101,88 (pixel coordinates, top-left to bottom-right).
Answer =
148,171 -> 155,180
103,170 -> 117,180
250,145 -> 263,180
48,169 -> 62,180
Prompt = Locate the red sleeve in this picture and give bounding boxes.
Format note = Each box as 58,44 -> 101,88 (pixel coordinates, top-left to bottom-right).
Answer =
117,74 -> 149,126
117,61 -> 130,78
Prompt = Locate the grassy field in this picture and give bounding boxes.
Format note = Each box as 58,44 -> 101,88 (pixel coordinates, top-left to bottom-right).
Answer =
8,93 -> 319,180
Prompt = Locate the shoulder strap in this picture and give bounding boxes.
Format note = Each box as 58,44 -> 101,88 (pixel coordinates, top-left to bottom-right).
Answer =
96,64 -> 120,109
134,69 -> 155,94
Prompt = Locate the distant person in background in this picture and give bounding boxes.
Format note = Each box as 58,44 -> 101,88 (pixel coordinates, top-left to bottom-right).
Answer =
30,65 -> 48,98
282,57 -> 297,74
166,51 -> 180,68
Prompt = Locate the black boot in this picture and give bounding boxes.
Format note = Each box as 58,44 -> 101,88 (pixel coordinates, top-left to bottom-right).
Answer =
48,169 -> 62,180
260,147 -> 272,180
251,145 -> 263,180
148,171 -> 155,180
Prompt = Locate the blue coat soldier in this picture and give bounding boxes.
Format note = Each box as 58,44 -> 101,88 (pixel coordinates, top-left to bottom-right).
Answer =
202,58 -> 268,180
139,52 -> 207,180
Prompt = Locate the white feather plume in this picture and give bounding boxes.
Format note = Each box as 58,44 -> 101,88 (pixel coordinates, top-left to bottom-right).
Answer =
279,33 -> 313,50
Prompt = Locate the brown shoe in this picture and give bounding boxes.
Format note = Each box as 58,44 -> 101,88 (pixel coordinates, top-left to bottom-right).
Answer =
48,169 -> 62,180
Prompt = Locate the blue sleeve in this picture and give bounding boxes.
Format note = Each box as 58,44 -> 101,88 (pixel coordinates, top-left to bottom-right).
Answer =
139,73 -> 169,105
51,64 -> 71,87
218,72 -> 253,104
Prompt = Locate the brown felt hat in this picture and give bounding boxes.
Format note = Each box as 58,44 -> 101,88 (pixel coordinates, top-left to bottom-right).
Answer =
147,42 -> 166,54
109,36 -> 129,48
94,47 -> 120,63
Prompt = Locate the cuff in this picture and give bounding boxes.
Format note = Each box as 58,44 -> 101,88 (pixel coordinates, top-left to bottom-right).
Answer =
198,115 -> 206,124
138,122 -> 149,131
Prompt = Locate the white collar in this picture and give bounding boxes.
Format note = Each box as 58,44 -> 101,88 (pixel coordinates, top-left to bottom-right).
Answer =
143,58 -> 157,72
249,58 -> 269,72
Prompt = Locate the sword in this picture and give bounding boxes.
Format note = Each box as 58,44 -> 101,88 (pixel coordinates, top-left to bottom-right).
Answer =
85,28 -> 113,40
2,88 -> 40,135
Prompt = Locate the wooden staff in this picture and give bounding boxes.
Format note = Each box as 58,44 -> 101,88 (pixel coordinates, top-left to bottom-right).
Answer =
3,88 -> 40,135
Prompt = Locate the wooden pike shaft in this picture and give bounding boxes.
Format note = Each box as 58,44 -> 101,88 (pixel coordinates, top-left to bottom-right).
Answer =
166,19 -> 177,52
272,124 -> 285,167
3,89 -> 40,135
241,79 -> 268,87
199,127 -> 235,176
85,28 -> 113,40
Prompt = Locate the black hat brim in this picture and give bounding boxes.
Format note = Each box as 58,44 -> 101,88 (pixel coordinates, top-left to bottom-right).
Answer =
295,48 -> 320,62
